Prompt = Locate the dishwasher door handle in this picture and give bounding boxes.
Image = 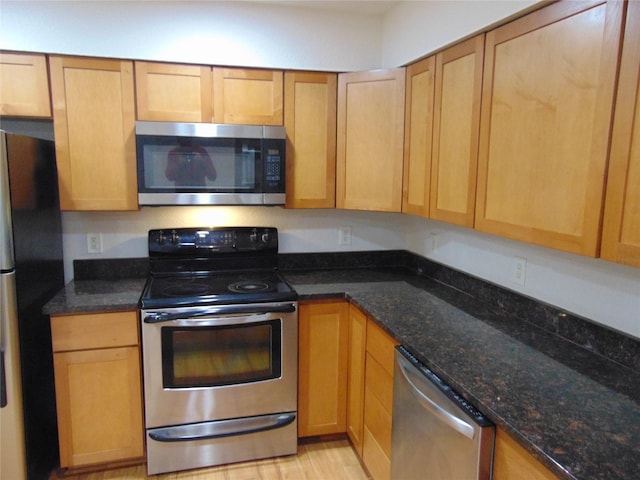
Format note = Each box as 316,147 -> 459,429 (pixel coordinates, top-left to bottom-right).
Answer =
398,359 -> 475,440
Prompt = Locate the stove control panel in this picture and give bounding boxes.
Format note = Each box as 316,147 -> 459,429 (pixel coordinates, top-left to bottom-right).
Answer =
148,227 -> 278,255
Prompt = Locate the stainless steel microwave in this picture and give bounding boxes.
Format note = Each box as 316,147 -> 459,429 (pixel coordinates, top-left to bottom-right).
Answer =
135,121 -> 286,206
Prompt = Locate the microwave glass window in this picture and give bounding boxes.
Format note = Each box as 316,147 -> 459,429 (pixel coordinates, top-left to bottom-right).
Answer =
161,320 -> 282,388
142,138 -> 258,190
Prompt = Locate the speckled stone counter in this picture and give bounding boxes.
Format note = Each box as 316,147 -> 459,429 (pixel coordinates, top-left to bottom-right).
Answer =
281,266 -> 640,480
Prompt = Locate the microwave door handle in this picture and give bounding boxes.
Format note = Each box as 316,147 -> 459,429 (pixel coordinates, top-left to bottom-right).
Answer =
398,357 -> 475,440
143,302 -> 296,323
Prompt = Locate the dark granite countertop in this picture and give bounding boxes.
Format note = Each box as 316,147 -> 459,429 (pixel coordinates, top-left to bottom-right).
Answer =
42,253 -> 639,480
282,267 -> 640,480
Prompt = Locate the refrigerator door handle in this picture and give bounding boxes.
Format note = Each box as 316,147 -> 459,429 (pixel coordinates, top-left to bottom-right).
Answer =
1,348 -> 6,407
1,131 -> 16,270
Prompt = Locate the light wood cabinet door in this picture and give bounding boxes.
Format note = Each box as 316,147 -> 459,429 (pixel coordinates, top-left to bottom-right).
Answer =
601,0 -> 640,268
0,51 -> 51,117
135,61 -> 213,122
402,56 -> 435,217
430,35 -> 484,227
213,67 -> 283,125
298,301 -> 349,437
493,428 -> 559,480
284,71 -> 337,208
49,56 -> 138,211
475,0 -> 624,256
346,304 -> 367,456
337,68 -> 406,212
51,311 -> 144,469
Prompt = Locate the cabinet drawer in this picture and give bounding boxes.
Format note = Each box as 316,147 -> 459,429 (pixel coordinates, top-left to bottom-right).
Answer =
365,353 -> 394,413
51,311 -> 139,352
364,387 -> 393,458
362,426 -> 391,480
366,319 -> 397,375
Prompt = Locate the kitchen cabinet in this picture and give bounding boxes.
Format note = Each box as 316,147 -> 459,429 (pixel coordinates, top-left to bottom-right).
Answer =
402,55 -> 435,217
430,34 -> 484,227
337,68 -> 406,212
284,71 -> 337,208
50,311 -> 144,469
213,67 -> 283,125
346,304 -> 367,456
298,300 -> 349,437
49,56 -> 138,211
601,0 -> 640,268
0,51 -> 51,117
493,428 -> 559,480
362,317 -> 398,480
134,61 -> 213,122
475,0 -> 624,256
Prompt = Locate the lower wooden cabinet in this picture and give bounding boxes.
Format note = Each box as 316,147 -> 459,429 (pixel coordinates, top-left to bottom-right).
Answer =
50,311 -> 144,469
346,304 -> 367,456
493,428 -> 559,480
298,300 -> 350,437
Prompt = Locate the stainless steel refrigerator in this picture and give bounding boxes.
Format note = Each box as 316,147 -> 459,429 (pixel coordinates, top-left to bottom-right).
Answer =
1,130 -> 64,480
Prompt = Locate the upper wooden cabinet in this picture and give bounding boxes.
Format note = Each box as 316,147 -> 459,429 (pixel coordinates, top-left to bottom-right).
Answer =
430,35 -> 484,227
284,71 -> 337,208
601,0 -> 640,268
49,56 -> 138,211
0,51 -> 51,118
402,56 -> 435,217
134,61 -> 213,122
475,0 -> 624,256
337,68 -> 406,212
213,67 -> 283,125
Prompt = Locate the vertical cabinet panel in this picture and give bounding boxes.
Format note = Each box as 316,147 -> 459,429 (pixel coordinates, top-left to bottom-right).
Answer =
284,71 -> 337,208
601,0 -> 640,267
346,304 -> 367,456
337,68 -> 406,212
298,301 -> 349,437
475,0 -> 624,255
213,67 -> 283,125
49,56 -> 138,211
135,61 -> 213,122
493,428 -> 559,480
0,51 -> 51,117
430,35 -> 484,227
402,56 -> 435,217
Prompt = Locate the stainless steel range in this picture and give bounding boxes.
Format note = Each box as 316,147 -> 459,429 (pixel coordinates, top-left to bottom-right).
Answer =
139,227 -> 298,475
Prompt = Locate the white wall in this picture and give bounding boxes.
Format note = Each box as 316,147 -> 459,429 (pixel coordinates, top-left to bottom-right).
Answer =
1,0 -> 638,339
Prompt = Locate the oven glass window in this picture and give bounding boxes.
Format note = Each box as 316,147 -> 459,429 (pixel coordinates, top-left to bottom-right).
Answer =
138,136 -> 262,192
161,320 -> 282,388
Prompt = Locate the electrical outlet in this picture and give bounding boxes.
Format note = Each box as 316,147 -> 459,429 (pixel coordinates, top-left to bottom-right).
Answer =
513,256 -> 526,286
338,226 -> 352,245
87,233 -> 102,253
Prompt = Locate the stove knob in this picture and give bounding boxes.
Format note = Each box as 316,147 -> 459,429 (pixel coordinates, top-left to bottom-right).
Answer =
156,231 -> 167,245
170,230 -> 180,245
250,229 -> 258,243
261,230 -> 270,244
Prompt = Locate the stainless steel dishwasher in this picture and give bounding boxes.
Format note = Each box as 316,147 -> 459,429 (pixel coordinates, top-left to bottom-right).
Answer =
391,346 -> 495,480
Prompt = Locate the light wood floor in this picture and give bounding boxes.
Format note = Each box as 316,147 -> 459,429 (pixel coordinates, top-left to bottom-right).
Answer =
57,437 -> 371,480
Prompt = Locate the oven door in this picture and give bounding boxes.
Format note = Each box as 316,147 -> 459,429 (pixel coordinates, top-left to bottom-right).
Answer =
141,302 -> 298,429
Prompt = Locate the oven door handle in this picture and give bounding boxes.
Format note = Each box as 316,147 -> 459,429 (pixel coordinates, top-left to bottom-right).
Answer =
143,302 -> 296,323
148,412 -> 296,442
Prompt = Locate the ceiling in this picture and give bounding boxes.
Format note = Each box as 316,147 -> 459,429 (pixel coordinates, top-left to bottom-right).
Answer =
259,1 -> 401,15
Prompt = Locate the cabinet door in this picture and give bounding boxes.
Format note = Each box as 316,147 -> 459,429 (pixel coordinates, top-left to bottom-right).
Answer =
135,61 -> 213,122
0,51 -> 51,117
475,0 -> 624,256
346,304 -> 367,456
402,56 -> 435,217
284,71 -> 337,208
601,0 -> 640,268
53,346 -> 144,468
493,428 -> 559,480
298,301 -> 349,437
49,56 -> 138,211
430,35 -> 484,227
213,67 -> 283,125
337,68 -> 406,212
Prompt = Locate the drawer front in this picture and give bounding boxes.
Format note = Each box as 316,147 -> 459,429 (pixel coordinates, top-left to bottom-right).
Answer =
51,311 -> 139,352
364,388 -> 393,458
365,353 -> 394,413
366,319 -> 397,375
363,426 -> 391,480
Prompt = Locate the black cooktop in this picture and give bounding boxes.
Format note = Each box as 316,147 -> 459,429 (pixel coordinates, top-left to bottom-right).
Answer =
139,227 -> 297,309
